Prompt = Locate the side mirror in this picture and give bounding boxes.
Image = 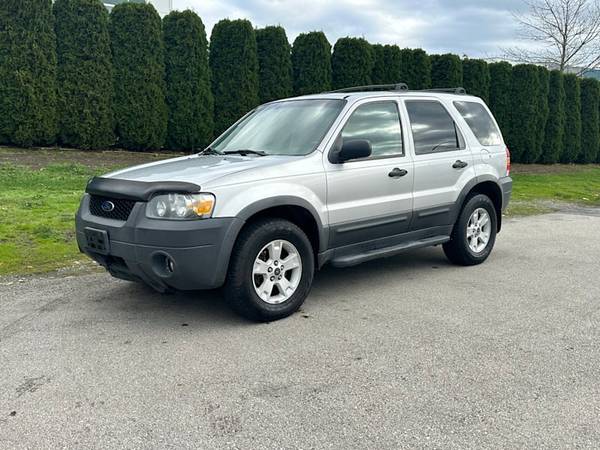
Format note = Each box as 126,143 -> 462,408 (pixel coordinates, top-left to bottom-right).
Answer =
331,139 -> 372,163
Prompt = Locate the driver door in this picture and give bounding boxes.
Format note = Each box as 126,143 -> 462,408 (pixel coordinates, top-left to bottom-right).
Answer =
324,98 -> 414,248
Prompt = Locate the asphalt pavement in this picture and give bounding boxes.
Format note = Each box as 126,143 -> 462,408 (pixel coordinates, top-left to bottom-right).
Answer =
1,212 -> 599,449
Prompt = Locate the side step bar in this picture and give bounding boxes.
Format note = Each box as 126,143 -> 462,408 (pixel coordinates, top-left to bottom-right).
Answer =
330,235 -> 450,268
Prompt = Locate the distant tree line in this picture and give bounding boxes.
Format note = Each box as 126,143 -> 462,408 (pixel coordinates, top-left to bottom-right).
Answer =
0,0 -> 598,164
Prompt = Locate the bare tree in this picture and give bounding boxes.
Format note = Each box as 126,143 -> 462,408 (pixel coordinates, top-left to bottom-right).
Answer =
504,0 -> 600,73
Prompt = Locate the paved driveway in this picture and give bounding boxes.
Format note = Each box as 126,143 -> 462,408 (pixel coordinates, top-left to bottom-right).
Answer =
1,212 -> 599,449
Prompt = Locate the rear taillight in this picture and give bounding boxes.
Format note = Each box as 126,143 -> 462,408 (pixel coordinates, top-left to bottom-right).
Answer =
505,147 -> 511,176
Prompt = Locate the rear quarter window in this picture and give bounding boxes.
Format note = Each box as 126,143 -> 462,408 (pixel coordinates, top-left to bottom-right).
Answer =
453,101 -> 502,146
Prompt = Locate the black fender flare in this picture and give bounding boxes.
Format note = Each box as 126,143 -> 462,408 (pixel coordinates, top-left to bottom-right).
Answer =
235,196 -> 329,252
452,175 -> 503,232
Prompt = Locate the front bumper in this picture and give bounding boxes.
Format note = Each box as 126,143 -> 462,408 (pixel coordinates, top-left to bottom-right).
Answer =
499,176 -> 513,210
76,194 -> 243,291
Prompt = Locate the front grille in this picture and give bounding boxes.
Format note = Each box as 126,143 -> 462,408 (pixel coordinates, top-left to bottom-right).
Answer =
89,195 -> 136,221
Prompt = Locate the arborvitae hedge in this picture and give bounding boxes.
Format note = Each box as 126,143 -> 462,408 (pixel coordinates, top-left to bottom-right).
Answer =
291,31 -> 331,95
541,70 -> 565,164
400,48 -> 430,89
383,45 -> 402,84
579,78 -> 600,163
488,62 -> 512,137
0,0 -> 57,147
331,37 -> 373,90
164,10 -> 213,150
561,74 -> 582,163
531,66 -> 550,163
210,19 -> 259,136
54,0 -> 113,150
372,44 -> 402,85
462,58 -> 490,103
509,65 -> 539,163
371,44 -> 386,85
110,3 -> 166,150
256,26 -> 293,103
430,54 -> 463,88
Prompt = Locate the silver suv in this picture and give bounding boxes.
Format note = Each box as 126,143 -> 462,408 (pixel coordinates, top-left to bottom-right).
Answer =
76,84 -> 512,321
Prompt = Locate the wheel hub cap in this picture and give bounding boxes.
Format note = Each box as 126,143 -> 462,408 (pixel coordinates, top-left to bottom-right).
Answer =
466,208 -> 491,253
252,240 -> 302,305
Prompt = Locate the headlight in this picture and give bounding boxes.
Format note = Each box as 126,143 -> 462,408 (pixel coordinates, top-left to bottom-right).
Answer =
146,193 -> 215,220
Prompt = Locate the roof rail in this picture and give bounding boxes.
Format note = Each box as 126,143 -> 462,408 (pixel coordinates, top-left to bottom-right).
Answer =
329,83 -> 409,93
420,87 -> 467,95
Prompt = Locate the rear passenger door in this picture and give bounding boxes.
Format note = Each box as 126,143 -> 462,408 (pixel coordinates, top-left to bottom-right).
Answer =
402,98 -> 476,231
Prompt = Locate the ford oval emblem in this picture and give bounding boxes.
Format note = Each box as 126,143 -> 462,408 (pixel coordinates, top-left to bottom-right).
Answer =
101,200 -> 115,212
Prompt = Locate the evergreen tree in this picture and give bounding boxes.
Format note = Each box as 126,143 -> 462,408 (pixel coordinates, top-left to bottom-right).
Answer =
110,3 -> 167,150
210,19 -> 259,136
462,58 -> 490,103
0,0 -> 57,147
509,64 -> 539,163
331,37 -> 373,90
430,53 -> 463,88
561,73 -> 582,163
488,62 -> 512,137
400,48 -> 431,89
371,44 -> 386,84
256,26 -> 292,103
530,66 -> 550,163
164,10 -> 213,150
383,45 -> 402,84
540,70 -> 565,164
579,77 -> 600,163
54,0 -> 113,149
291,31 -> 331,95
372,44 -> 402,85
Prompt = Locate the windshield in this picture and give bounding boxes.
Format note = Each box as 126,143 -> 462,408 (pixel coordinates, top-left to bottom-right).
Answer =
211,99 -> 346,156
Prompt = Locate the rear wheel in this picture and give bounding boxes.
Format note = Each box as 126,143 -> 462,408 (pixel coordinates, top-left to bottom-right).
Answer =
443,194 -> 497,266
224,218 -> 314,322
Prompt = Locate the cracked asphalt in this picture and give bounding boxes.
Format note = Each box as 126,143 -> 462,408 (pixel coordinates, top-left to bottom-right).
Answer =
1,212 -> 599,449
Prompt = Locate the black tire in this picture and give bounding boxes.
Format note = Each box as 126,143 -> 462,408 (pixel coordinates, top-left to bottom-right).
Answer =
223,218 -> 314,322
443,194 -> 497,266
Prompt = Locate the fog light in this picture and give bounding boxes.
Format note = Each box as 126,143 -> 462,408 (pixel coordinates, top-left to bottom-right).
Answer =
166,257 -> 175,274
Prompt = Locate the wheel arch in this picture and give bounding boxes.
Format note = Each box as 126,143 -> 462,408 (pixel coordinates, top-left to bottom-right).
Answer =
235,197 -> 328,265
455,177 -> 503,232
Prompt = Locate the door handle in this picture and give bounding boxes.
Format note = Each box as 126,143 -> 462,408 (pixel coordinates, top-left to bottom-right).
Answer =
452,160 -> 468,169
388,168 -> 408,178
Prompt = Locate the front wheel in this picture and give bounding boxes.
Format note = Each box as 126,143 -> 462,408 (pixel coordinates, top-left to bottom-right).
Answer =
224,218 -> 314,322
443,194 -> 497,266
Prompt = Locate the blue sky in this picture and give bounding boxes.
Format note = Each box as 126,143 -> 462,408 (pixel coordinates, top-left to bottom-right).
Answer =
172,0 -> 527,58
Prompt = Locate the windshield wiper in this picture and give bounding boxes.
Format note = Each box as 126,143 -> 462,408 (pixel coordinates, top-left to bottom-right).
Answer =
223,149 -> 267,157
199,147 -> 222,156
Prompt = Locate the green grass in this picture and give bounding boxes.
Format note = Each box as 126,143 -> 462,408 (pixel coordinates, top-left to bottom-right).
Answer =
0,163 -> 119,275
511,166 -> 600,205
0,153 -> 599,277
504,166 -> 600,216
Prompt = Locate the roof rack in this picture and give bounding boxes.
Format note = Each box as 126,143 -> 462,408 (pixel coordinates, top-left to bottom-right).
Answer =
329,83 -> 409,93
420,87 -> 467,95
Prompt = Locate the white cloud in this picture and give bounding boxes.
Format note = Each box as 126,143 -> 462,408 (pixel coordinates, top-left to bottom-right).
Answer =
171,0 -> 523,57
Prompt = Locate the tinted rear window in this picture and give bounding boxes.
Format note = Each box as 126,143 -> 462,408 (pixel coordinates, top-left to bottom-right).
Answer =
453,101 -> 502,146
405,100 -> 464,155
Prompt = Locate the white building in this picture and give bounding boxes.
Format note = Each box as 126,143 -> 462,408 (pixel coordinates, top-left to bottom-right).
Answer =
103,0 -> 172,17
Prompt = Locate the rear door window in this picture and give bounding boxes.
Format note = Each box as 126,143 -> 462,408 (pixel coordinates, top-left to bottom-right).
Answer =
453,101 -> 502,146
405,100 -> 465,155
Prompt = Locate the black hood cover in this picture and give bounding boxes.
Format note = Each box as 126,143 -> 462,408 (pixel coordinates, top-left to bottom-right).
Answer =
86,177 -> 201,201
